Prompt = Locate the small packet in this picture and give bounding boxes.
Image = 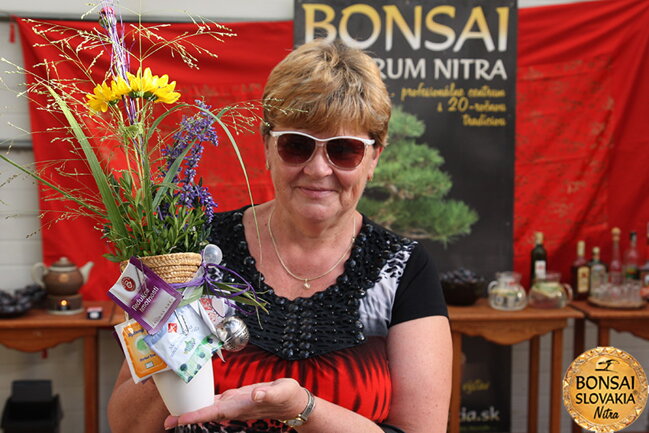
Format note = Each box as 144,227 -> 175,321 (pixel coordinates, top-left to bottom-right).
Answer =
144,303 -> 221,383
197,295 -> 227,334
115,318 -> 169,383
108,257 -> 183,334
197,296 -> 227,361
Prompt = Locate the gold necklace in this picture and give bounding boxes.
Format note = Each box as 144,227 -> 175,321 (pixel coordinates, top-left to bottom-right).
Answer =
267,208 -> 356,290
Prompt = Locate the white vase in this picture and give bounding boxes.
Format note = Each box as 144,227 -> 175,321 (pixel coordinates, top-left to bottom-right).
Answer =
153,361 -> 215,416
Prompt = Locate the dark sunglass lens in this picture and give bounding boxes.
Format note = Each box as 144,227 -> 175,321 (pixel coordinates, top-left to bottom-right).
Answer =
277,134 -> 315,164
327,139 -> 366,168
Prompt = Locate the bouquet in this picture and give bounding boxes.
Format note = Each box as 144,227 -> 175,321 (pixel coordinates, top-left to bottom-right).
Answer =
1,0 -> 267,415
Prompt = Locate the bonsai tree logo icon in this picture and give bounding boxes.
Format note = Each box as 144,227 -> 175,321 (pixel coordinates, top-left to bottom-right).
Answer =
359,106 -> 478,244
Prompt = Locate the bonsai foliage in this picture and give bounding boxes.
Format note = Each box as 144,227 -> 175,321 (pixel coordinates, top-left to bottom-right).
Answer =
358,106 -> 478,245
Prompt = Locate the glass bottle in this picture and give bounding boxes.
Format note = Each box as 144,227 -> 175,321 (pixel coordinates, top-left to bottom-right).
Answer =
609,227 -> 623,285
639,222 -> 649,289
572,240 -> 590,300
623,231 -> 639,280
589,246 -> 607,293
530,232 -> 547,287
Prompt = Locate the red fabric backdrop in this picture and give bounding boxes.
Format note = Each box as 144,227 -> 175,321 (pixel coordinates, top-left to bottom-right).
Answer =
515,0 -> 649,286
16,0 -> 649,299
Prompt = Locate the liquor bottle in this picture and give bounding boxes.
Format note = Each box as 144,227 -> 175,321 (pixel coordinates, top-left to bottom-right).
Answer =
623,231 -> 640,280
588,247 -> 607,292
609,227 -> 623,285
639,222 -> 649,289
572,240 -> 590,300
530,232 -> 547,286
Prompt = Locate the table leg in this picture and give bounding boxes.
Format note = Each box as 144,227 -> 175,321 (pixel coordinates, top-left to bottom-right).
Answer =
572,318 -> 585,433
84,333 -> 99,433
597,326 -> 610,346
550,329 -> 563,433
449,331 -> 462,433
528,336 -> 540,433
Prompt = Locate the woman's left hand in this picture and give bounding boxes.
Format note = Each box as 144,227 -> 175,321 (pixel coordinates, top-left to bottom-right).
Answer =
163,378 -> 308,429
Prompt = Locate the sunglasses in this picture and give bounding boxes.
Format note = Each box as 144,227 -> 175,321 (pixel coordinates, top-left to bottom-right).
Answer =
269,130 -> 375,170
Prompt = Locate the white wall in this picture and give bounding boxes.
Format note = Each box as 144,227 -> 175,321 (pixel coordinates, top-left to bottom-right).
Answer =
7,1 -> 649,433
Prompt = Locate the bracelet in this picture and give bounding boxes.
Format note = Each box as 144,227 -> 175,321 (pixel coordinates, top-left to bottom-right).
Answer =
278,387 -> 316,427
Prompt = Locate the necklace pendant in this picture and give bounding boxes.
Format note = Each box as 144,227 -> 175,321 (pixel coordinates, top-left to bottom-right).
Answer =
303,280 -> 311,290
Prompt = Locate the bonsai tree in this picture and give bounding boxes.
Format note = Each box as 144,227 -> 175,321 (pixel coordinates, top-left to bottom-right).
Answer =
358,106 -> 478,245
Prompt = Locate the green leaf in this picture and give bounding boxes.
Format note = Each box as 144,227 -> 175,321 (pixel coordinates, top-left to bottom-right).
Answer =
45,85 -> 129,240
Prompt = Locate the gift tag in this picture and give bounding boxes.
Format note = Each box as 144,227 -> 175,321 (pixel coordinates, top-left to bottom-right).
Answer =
108,258 -> 182,334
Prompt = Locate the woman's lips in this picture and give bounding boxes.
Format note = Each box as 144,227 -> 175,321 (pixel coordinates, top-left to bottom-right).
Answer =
297,185 -> 334,198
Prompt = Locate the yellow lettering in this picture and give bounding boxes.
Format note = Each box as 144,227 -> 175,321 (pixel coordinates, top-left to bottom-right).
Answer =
339,5 -> 381,50
383,5 -> 421,51
496,7 -> 509,51
454,7 -> 495,52
424,6 -> 456,51
302,4 -> 337,43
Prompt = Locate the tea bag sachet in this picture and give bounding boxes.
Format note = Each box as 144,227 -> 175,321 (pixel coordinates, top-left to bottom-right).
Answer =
115,318 -> 170,383
108,257 -> 182,334
144,303 -> 222,383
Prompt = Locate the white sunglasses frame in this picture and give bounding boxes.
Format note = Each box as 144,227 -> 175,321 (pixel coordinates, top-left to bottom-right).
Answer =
269,130 -> 375,170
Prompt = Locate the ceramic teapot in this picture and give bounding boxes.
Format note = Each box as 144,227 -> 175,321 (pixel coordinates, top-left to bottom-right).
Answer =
31,257 -> 94,296
529,272 -> 573,309
487,271 -> 527,311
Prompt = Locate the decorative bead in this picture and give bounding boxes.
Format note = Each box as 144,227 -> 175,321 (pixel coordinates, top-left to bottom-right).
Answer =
202,244 -> 223,265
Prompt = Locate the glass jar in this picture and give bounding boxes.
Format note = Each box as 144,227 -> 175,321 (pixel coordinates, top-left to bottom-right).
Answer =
488,271 -> 527,311
529,271 -> 573,309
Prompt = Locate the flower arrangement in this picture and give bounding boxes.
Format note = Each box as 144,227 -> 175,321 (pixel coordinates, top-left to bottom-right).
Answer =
0,1 -> 265,309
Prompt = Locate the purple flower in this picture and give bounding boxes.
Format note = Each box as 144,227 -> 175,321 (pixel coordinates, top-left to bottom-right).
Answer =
159,101 -> 219,223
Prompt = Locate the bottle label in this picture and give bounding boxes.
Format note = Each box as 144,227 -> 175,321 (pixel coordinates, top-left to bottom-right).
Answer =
625,266 -> 639,280
535,261 -> 547,279
590,267 -> 607,290
577,266 -> 590,294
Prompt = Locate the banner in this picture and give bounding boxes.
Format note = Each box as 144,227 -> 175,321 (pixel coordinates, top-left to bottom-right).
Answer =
294,3 -> 517,432
294,0 -> 517,278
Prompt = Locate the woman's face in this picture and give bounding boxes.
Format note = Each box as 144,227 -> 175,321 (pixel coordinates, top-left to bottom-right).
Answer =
265,124 -> 382,224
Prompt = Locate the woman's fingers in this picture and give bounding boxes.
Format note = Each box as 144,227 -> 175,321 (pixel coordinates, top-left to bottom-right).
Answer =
163,378 -> 305,428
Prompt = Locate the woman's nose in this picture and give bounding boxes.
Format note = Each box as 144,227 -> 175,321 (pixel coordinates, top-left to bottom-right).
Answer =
303,144 -> 333,176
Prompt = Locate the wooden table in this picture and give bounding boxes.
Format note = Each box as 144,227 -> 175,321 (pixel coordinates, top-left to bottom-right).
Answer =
0,300 -> 121,433
448,299 -> 583,433
569,300 -> 649,433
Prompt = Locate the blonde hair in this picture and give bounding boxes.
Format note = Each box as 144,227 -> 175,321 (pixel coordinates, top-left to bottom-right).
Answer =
262,39 -> 391,147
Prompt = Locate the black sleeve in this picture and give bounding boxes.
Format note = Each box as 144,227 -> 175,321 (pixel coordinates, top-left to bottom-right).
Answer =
390,242 -> 447,327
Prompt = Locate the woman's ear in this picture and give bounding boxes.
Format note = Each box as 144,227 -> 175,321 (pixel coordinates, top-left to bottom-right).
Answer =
367,146 -> 384,180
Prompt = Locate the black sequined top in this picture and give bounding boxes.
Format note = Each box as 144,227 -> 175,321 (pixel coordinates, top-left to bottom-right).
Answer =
211,207 -> 447,361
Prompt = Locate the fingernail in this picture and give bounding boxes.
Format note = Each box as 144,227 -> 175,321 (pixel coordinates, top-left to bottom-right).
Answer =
253,390 -> 266,402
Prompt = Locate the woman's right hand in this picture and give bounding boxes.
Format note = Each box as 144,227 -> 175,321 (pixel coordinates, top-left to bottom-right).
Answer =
164,378 -> 309,429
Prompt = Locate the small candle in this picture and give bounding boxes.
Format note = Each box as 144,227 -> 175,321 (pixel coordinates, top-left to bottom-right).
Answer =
59,299 -> 69,311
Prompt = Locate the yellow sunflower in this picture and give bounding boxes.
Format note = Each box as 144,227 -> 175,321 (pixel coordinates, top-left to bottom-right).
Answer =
86,81 -> 117,112
127,67 -> 180,104
110,76 -> 131,100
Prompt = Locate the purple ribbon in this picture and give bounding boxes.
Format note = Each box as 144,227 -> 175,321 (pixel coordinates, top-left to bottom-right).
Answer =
169,263 -> 261,314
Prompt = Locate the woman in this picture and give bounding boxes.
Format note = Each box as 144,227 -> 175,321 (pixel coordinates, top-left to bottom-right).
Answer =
108,39 -> 451,433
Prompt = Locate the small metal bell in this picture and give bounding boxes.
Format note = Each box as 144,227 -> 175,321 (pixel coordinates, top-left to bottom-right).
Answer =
215,316 -> 249,352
